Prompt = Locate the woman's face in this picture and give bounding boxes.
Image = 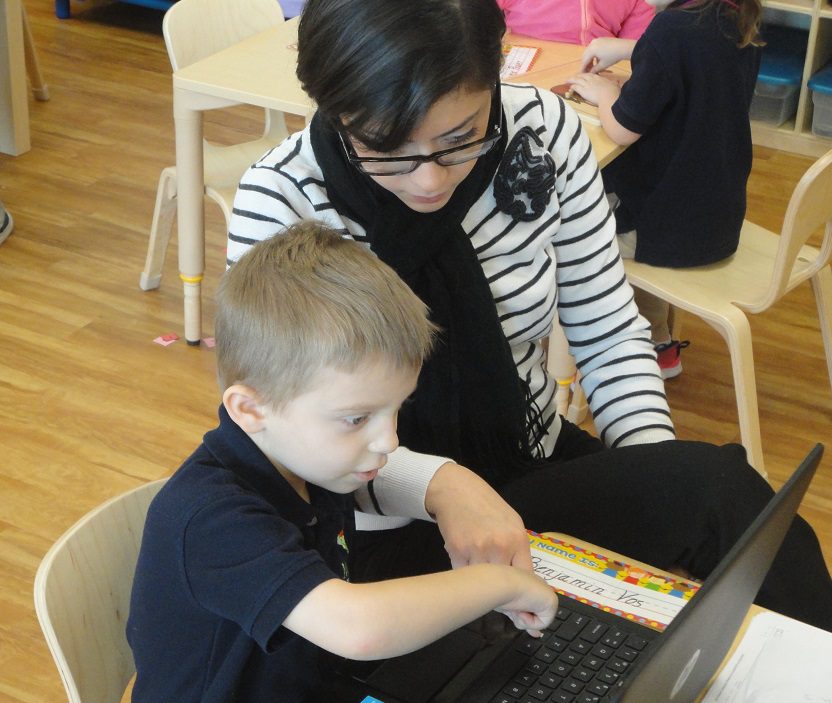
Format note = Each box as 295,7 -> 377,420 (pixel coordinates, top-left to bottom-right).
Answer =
348,86 -> 494,213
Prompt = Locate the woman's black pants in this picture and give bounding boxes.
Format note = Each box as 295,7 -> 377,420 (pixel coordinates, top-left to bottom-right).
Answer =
351,426 -> 832,631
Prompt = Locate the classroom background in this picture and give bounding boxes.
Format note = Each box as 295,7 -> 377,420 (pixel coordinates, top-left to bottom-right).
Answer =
0,0 -> 830,700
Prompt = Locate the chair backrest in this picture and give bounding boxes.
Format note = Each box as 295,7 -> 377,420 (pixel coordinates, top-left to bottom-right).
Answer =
34,479 -> 167,703
163,0 -> 285,71
761,147 -> 832,311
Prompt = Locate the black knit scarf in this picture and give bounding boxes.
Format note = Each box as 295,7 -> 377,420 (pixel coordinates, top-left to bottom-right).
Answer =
310,106 -> 546,488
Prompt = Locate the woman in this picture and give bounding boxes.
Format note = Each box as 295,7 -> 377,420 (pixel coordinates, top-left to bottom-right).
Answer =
228,0 -> 832,629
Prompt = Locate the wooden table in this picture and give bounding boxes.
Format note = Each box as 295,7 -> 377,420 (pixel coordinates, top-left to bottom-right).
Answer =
0,0 -> 30,155
503,32 -> 630,169
170,20 -> 628,343
171,18 -> 309,343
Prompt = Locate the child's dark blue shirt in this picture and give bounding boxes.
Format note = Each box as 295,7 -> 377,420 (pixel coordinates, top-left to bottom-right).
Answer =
603,0 -> 761,267
127,405 -> 354,702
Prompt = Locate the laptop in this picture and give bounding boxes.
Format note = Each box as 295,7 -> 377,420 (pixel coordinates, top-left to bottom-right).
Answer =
315,444 -> 824,703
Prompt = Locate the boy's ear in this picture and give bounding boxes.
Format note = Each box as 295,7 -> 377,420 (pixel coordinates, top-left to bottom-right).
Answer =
222,385 -> 269,434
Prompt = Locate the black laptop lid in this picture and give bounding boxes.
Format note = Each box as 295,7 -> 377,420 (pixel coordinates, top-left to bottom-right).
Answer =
608,443 -> 824,703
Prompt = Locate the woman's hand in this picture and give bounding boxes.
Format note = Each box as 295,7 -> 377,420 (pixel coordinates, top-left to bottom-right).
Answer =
425,462 -> 534,572
580,37 -> 635,74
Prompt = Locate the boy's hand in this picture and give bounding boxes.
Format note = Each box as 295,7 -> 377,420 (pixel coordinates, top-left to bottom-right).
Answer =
426,463 -> 533,573
566,73 -> 621,109
580,37 -> 635,74
495,571 -> 558,636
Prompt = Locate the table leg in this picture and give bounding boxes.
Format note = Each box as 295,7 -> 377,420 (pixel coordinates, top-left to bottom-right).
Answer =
173,87 -> 205,345
22,5 -> 49,101
0,0 -> 31,155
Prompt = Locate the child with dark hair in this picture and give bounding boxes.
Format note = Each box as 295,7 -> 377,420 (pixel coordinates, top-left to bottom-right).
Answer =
568,0 -> 763,377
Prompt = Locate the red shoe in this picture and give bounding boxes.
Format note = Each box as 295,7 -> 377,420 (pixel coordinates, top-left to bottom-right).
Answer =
655,340 -> 690,380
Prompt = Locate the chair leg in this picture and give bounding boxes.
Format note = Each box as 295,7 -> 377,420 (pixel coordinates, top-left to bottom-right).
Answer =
22,6 -> 49,101
713,306 -> 766,478
566,377 -> 588,425
264,110 -> 289,143
546,322 -> 576,417
140,168 -> 177,291
544,322 -> 590,425
669,307 -> 684,343
811,265 -> 832,397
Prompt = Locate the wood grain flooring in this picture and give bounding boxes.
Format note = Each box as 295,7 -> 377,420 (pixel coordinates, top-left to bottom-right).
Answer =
0,2 -> 830,700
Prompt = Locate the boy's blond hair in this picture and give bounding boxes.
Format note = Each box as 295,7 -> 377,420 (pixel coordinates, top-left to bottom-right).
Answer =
216,221 -> 435,407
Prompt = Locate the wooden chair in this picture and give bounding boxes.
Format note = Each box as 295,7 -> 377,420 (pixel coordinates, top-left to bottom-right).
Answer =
623,148 -> 832,476
139,0 -> 289,292
34,479 -> 166,703
546,322 -> 588,424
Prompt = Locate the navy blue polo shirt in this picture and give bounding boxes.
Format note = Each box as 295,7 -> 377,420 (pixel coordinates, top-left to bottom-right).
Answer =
602,1 -> 761,267
127,406 -> 355,702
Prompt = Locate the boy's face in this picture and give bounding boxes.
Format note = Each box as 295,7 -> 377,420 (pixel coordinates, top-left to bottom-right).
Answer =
251,358 -> 419,498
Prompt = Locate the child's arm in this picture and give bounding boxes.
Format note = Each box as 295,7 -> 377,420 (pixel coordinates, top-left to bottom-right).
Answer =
566,73 -> 641,146
282,563 -> 558,660
573,37 -> 640,143
580,37 -> 636,73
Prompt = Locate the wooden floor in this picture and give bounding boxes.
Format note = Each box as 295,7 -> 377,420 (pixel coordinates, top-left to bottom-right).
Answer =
1,1 -> 830,700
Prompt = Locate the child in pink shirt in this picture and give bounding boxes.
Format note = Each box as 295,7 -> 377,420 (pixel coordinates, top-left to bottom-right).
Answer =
498,0 -> 654,44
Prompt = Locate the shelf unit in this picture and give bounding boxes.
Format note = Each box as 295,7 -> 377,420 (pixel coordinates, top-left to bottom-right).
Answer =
55,0 -> 176,20
753,0 -> 832,156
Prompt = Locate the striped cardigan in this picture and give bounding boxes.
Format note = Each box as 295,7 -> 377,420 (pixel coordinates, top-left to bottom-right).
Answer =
228,83 -> 674,524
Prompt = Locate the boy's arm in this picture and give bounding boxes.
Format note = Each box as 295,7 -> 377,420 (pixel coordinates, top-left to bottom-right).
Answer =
282,564 -> 557,660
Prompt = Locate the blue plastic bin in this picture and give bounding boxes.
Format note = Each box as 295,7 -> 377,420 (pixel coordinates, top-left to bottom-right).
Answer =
808,63 -> 832,138
56,0 -> 175,20
750,25 -> 807,127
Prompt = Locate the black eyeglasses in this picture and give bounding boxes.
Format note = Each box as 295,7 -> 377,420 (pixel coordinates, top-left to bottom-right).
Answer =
339,123 -> 502,176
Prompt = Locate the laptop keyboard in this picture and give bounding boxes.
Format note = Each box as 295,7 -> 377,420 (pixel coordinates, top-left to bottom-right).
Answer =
490,602 -> 652,703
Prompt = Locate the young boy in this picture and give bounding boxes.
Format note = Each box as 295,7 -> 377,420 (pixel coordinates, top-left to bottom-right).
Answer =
127,222 -> 557,702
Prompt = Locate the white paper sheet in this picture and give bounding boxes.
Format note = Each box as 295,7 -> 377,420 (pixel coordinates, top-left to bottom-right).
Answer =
702,610 -> 832,702
500,45 -> 540,79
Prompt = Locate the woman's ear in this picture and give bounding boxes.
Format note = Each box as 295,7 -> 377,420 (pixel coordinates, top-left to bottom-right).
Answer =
222,385 -> 269,434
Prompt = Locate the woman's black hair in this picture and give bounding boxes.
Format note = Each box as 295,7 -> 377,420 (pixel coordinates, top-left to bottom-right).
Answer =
296,0 -> 506,152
